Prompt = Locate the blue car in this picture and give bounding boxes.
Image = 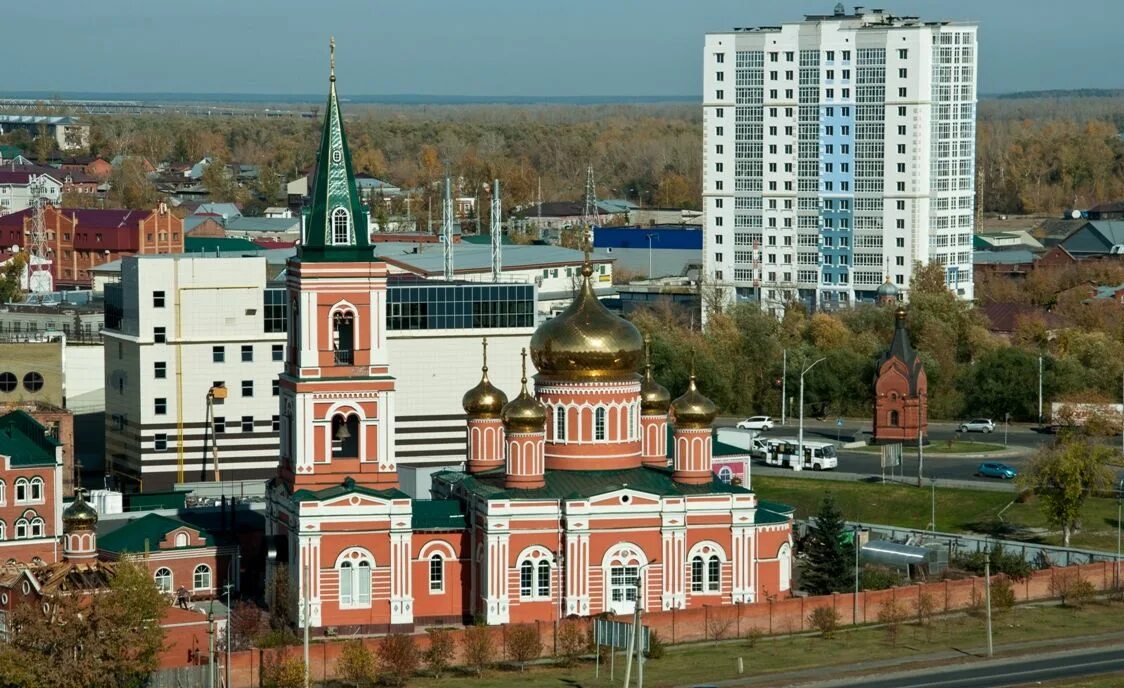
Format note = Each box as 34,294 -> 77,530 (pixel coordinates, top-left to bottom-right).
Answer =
977,462 -> 1017,479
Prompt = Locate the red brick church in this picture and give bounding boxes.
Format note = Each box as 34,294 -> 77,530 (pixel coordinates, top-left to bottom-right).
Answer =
265,42 -> 795,633
872,279 -> 928,444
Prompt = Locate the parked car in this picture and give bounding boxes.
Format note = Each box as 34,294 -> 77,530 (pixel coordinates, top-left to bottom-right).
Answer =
976,462 -> 1017,479
959,418 -> 996,433
737,415 -> 774,431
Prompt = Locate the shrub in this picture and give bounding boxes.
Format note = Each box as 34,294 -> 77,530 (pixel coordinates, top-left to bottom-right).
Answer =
424,628 -> 455,678
229,601 -> 269,651
990,578 -> 1016,613
336,640 -> 376,688
876,598 -> 908,647
645,629 -> 665,660
860,565 -> 904,591
1050,571 -> 1096,608
915,592 -> 937,641
377,634 -> 419,687
506,624 -> 542,671
707,610 -> 735,644
556,620 -> 588,666
808,606 -> 840,639
955,544 -> 1032,581
745,626 -> 764,649
262,655 -> 305,688
462,625 -> 496,676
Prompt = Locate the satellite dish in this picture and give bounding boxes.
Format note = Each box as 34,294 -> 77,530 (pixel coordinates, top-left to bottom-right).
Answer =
1071,209 -> 1082,219
10,245 -> 18,253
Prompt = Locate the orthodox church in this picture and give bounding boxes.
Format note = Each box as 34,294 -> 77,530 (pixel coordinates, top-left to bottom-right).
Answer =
266,43 -> 794,633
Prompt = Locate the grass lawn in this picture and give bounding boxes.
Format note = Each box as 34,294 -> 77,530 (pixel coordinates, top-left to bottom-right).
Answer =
319,603 -> 1124,688
752,475 -> 1123,552
851,440 -> 1006,454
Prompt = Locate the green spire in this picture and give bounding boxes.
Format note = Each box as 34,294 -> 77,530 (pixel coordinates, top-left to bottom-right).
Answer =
300,37 -> 372,262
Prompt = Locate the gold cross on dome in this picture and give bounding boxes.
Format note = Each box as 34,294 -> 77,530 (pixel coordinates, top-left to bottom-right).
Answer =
329,36 -> 336,81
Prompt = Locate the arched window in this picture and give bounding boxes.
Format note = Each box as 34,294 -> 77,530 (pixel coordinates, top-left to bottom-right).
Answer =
889,410 -> 900,427
555,406 -> 566,441
193,564 -> 212,591
175,532 -> 189,547
338,552 -> 373,608
29,518 -> 44,538
707,557 -> 721,592
331,414 -> 360,458
14,519 -> 28,539
154,567 -> 173,593
718,466 -> 734,484
331,207 -> 351,245
332,310 -> 355,365
594,407 -> 606,441
0,520 -> 5,540
0,479 -> 6,505
690,556 -> 704,592
14,478 -> 28,504
429,555 -> 444,593
29,477 -> 43,502
519,560 -> 534,598
537,560 -> 551,597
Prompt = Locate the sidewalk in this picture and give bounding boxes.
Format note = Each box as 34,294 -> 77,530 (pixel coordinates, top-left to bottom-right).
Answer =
695,628 -> 1124,688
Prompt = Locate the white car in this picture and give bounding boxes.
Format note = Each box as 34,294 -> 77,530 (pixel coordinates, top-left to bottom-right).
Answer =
737,416 -> 774,431
959,418 -> 996,433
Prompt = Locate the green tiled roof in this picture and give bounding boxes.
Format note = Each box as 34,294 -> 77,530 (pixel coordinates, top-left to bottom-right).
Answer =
185,236 -> 260,253
0,410 -> 59,467
437,465 -> 751,501
291,477 -> 408,503
756,499 -> 795,524
412,499 -> 466,530
661,426 -> 750,459
0,145 -> 23,159
98,513 -> 214,553
462,233 -> 515,246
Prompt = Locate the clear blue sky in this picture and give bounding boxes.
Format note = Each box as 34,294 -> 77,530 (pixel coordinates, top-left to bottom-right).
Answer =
4,0 -> 1120,96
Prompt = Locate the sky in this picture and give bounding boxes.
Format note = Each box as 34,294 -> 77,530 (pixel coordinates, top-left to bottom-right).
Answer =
3,0 -> 1121,97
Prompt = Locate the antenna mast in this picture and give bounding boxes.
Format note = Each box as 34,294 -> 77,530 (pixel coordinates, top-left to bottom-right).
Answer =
581,164 -> 601,247
442,174 -> 454,281
491,179 -> 502,281
27,176 -> 51,294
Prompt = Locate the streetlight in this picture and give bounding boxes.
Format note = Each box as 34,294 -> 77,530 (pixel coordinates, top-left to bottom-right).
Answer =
1004,413 -> 1010,447
623,560 -> 657,688
645,232 -> 656,280
1116,479 -> 1123,593
798,357 -> 826,472
851,525 -> 861,625
781,349 -> 787,426
930,478 -> 937,532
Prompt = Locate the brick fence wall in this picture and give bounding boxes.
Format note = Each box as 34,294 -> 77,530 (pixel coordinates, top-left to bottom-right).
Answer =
209,562 -> 1119,688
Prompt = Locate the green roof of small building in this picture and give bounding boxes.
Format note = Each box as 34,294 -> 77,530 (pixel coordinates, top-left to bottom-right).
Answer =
291,476 -> 409,503
98,513 -> 214,553
437,465 -> 751,501
0,145 -> 23,159
0,410 -> 59,467
462,233 -> 515,246
185,236 -> 260,253
412,499 -> 466,530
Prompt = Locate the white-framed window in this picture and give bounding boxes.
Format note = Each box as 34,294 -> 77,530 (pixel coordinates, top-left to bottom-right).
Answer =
0,520 -> 5,540
689,545 -> 724,594
519,560 -> 534,597
331,207 -> 351,245
193,564 -> 212,591
175,532 -> 189,547
14,478 -> 28,504
14,518 -> 28,539
691,556 -> 705,592
429,555 -> 443,593
594,407 -> 606,441
555,406 -> 566,441
154,567 -> 173,593
29,518 -> 44,538
0,479 -> 5,505
338,551 -> 373,608
517,548 -> 553,600
537,560 -> 551,597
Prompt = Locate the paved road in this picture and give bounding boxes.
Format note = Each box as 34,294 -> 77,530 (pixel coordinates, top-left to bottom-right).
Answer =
811,644 -> 1124,688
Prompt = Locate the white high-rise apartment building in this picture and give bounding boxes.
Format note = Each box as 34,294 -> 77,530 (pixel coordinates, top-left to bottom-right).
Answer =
703,6 -> 977,313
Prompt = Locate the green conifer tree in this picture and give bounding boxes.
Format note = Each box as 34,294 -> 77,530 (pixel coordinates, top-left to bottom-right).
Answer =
802,494 -> 855,595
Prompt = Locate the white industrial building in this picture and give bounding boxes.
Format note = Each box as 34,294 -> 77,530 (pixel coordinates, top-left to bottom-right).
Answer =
703,6 -> 977,314
102,253 -> 537,494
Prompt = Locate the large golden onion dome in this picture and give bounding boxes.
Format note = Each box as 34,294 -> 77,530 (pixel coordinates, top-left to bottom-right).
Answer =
501,349 -> 547,433
530,256 -> 644,380
671,375 -> 718,429
462,338 -> 508,418
62,489 -> 98,532
639,336 -> 670,415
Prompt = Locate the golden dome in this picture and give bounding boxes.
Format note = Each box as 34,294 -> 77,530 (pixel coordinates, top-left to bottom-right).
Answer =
462,338 -> 508,418
639,337 -> 670,415
671,375 -> 718,429
530,256 -> 644,380
62,489 -> 98,532
501,349 -> 547,433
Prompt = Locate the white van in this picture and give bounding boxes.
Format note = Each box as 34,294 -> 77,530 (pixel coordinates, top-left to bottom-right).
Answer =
762,439 -> 838,471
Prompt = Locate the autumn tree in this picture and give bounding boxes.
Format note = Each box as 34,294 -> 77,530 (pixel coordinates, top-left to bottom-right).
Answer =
262,655 -> 306,688
336,640 -> 376,687
506,624 -> 542,671
106,157 -> 160,209
423,627 -> 455,678
0,253 -> 26,304
462,624 -> 497,676
377,633 -> 419,687
1017,437 -> 1116,546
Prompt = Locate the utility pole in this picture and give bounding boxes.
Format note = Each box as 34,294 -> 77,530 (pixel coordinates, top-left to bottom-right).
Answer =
930,478 -> 937,532
984,555 -> 993,657
781,349 -> 787,426
490,179 -> 502,281
916,398 -> 924,488
442,175 -> 454,281
853,525 -> 860,625
1038,356 -> 1044,427
798,357 -> 826,472
224,580 -> 234,688
207,603 -> 216,688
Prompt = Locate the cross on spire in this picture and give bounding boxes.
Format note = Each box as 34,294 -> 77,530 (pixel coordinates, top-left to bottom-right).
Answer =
520,347 -> 528,385
481,336 -> 489,372
329,36 -> 336,82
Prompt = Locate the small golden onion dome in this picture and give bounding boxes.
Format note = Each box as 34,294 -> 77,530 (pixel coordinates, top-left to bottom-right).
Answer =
462,338 -> 508,418
501,349 -> 547,433
530,256 -> 644,380
894,305 -> 907,321
62,490 -> 98,532
639,337 -> 670,415
671,375 -> 718,429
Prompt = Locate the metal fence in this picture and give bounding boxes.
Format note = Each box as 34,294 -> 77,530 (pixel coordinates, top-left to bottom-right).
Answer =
149,664 -> 211,688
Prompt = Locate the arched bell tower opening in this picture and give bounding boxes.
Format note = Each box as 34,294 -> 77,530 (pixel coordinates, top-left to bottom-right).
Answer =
332,309 -> 355,365
331,413 -> 360,457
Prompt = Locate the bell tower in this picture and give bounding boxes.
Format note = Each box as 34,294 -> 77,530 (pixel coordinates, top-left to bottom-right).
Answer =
278,37 -> 397,491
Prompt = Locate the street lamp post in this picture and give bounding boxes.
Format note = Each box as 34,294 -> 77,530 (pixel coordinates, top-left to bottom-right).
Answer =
645,233 -> 656,280
623,561 -> 656,688
798,358 -> 826,472
930,478 -> 937,532
852,525 -> 861,625
781,349 -> 787,426
1038,356 -> 1044,428
1004,413 -> 1010,447
1116,479 -> 1123,592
